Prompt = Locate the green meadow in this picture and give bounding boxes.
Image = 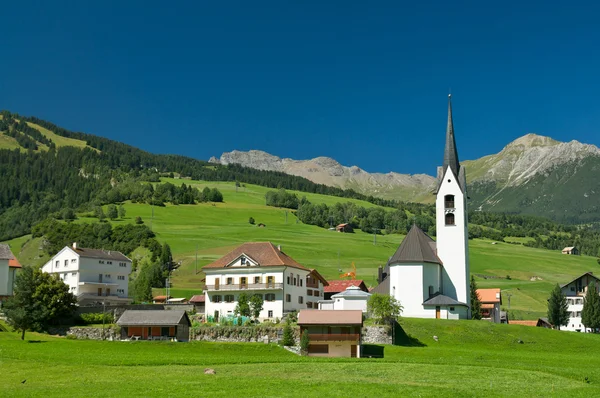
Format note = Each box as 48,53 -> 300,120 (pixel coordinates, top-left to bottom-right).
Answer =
5,179 -> 600,319
1,318 -> 600,397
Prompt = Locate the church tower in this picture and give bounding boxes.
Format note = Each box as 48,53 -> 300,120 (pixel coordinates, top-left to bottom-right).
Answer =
435,94 -> 471,314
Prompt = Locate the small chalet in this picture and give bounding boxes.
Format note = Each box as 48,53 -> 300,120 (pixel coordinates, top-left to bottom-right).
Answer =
324,280 -> 368,300
298,309 -> 363,358
189,294 -> 205,314
335,223 -> 353,233
476,288 -> 502,323
117,310 -> 191,341
561,247 -> 579,255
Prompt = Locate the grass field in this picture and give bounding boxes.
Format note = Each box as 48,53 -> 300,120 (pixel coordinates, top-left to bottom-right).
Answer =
4,179 -> 600,319
1,318 -> 600,397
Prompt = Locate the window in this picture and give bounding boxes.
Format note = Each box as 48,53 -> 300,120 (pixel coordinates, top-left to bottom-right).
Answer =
267,276 -> 275,287
119,262 -> 127,267
287,276 -> 291,285
300,279 -> 303,287
99,260 -> 105,264
55,261 -> 59,268
307,290 -> 313,296
117,289 -> 125,294
71,287 -> 76,291
298,296 -> 303,304
428,286 -> 434,296
71,272 -> 76,276
240,277 -> 247,287
226,277 -> 233,285
105,274 -> 111,278
265,293 -> 276,302
307,302 -> 313,309
224,295 -> 235,303
308,344 -> 329,354
118,275 -> 125,280
450,307 -> 455,311
241,256 -> 247,265
64,259 -> 68,267
268,310 -> 273,318
445,213 -> 455,226
254,276 -> 261,284
71,259 -> 76,263
107,261 -> 112,265
570,286 -> 575,292
285,294 -> 291,303
212,295 -> 222,303
444,194 -> 455,209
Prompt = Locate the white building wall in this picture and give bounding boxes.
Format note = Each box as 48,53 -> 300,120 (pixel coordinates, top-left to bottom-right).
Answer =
0,259 -> 9,296
333,297 -> 369,312
389,264 -> 424,317
564,296 -> 589,332
436,167 -> 470,310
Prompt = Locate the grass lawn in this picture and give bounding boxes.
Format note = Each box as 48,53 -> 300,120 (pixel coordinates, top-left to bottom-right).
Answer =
1,318 -> 600,397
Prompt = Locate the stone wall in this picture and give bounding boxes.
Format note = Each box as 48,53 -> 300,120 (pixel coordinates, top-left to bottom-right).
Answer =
48,326 -> 120,340
192,326 -> 299,344
362,326 -> 392,345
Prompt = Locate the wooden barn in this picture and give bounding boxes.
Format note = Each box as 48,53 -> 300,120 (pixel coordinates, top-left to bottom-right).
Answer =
117,310 -> 191,341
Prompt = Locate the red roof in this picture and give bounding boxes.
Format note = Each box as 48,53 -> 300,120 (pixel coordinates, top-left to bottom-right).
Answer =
189,295 -> 205,303
203,242 -> 308,271
324,280 -> 367,293
8,257 -> 22,268
476,288 -> 501,304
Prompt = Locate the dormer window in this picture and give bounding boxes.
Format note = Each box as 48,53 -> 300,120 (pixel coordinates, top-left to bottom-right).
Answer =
444,195 -> 455,209
241,257 -> 247,265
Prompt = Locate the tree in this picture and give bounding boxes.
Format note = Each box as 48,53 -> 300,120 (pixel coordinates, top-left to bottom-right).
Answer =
281,319 -> 295,346
547,283 -> 569,330
118,205 -> 126,219
367,294 -> 402,324
581,282 -> 600,332
94,206 -> 106,221
470,275 -> 482,320
248,217 -> 255,225
235,293 -> 251,317
107,204 -> 118,220
61,208 -> 77,221
249,294 -> 264,319
3,266 -> 77,340
133,263 -> 153,302
300,330 -> 310,355
135,216 -> 144,224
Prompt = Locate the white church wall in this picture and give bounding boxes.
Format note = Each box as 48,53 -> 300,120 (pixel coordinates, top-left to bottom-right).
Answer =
389,264 -> 425,317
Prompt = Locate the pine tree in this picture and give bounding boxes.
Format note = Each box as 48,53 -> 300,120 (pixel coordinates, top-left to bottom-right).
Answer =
582,282 -> 600,332
547,283 -> 569,330
300,330 -> 310,355
470,275 -> 482,320
281,319 -> 295,346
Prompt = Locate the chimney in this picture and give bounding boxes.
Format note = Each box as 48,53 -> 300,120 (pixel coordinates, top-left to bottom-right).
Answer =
72,242 -> 77,250
277,244 -> 282,252
378,265 -> 383,284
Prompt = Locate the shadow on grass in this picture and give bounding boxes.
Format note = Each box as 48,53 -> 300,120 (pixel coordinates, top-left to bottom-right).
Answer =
27,340 -> 48,344
362,344 -> 385,358
393,322 -> 427,347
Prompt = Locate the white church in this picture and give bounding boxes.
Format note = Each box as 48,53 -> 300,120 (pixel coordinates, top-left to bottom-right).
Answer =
372,95 -> 471,319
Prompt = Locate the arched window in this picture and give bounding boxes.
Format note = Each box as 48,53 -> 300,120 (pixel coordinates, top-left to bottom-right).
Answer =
445,213 -> 455,226
444,195 -> 455,209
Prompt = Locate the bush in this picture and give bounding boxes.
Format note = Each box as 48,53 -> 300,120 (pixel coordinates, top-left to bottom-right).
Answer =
300,330 -> 310,355
79,312 -> 114,324
66,334 -> 78,340
249,217 -> 255,225
281,319 -> 295,346
135,216 -> 144,224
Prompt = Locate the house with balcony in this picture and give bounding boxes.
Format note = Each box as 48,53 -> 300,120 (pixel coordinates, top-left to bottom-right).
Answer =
298,309 -> 363,357
476,288 -> 502,323
202,242 -> 328,321
560,272 -> 600,332
0,244 -> 21,305
41,242 -> 132,305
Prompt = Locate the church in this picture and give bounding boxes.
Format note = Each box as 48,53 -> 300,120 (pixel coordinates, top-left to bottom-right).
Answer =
372,95 -> 471,319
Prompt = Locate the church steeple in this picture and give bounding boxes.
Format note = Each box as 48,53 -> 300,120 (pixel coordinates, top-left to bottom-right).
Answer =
443,94 -> 460,178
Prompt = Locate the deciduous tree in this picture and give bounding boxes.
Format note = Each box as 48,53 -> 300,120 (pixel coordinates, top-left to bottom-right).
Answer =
249,294 -> 264,319
367,293 -> 402,324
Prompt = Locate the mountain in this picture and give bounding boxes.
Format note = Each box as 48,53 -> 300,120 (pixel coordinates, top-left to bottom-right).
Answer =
211,133 -> 600,223
210,150 -> 437,202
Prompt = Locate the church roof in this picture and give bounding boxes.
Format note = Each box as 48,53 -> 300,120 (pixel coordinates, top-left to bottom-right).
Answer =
422,293 -> 468,307
443,94 -> 460,179
388,225 -> 442,265
370,276 -> 390,295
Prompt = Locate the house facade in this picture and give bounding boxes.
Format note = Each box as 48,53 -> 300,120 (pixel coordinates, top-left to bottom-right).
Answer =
41,243 -> 132,305
477,288 -> 502,323
298,309 -> 363,358
117,310 -> 191,341
560,272 -> 600,332
562,247 -> 579,255
203,242 -> 328,321
371,95 -> 471,319
0,244 -> 21,304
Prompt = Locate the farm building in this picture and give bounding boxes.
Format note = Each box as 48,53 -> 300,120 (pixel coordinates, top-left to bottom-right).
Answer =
189,294 -> 205,314
335,223 -> 353,233
298,309 -> 363,358
561,247 -> 579,255
117,310 -> 191,341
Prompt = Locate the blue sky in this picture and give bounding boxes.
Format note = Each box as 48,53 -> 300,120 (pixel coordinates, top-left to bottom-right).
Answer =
1,1 -> 599,175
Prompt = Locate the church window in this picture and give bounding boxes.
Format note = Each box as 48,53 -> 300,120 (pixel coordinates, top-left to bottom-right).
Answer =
445,213 -> 455,226
428,286 -> 434,297
444,195 -> 455,209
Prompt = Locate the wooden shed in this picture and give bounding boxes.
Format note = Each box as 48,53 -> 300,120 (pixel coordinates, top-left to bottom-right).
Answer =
117,310 -> 191,342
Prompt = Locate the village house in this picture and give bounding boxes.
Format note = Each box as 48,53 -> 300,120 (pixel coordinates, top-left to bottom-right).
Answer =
324,279 -> 368,300
0,244 -> 21,305
189,294 -> 205,314
117,310 -> 191,341
477,288 -> 502,323
560,272 -> 600,332
41,243 -> 132,305
298,309 -> 363,357
319,286 -> 371,312
335,223 -> 353,233
371,95 -> 471,319
561,247 -> 579,255
202,242 -> 328,321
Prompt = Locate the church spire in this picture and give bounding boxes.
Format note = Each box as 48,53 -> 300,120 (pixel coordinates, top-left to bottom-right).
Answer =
443,94 -> 460,178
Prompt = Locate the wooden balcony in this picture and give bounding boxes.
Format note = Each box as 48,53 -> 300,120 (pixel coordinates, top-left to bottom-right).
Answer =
308,333 -> 360,342
205,283 -> 283,291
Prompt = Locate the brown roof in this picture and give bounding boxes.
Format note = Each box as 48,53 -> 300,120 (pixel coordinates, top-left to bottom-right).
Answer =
560,272 -> 599,288
189,295 -> 205,303
324,280 -> 367,293
72,247 -> 131,262
370,276 -> 390,295
153,295 -> 169,301
389,225 -> 442,265
476,288 -> 501,304
298,310 -> 363,325
509,320 -> 538,327
309,269 -> 329,286
203,242 -> 309,271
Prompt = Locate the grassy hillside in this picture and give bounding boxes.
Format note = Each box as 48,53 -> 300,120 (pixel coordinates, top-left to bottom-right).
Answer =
1,318 -> 600,397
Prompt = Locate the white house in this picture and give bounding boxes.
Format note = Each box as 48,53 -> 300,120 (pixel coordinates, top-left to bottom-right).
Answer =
202,242 -> 328,321
372,95 -> 471,319
560,272 -> 600,332
41,243 -> 132,305
0,244 -> 21,305
319,286 -> 371,312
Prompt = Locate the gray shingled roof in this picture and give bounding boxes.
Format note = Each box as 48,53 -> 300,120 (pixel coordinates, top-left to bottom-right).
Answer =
370,276 -> 390,295
331,286 -> 372,299
444,94 -> 460,179
388,225 -> 442,265
422,293 -> 467,307
0,244 -> 13,260
73,247 -> 131,262
117,310 -> 190,326
560,272 -> 599,288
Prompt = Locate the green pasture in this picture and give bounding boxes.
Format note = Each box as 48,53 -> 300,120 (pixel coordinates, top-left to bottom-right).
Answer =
1,318 -> 600,397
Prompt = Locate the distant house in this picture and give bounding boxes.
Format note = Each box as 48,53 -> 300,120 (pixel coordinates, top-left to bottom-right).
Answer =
509,318 -> 552,328
298,310 -> 363,358
117,310 -> 191,341
41,242 -> 132,305
153,295 -> 169,304
324,280 -> 368,300
319,286 -> 371,312
336,223 -> 353,233
476,288 -> 502,323
189,294 -> 205,314
560,272 -> 600,332
562,247 -> 579,255
0,244 -> 21,305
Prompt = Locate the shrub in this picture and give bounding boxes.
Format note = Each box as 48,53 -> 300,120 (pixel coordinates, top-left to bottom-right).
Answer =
135,216 -> 144,224
300,330 -> 310,355
80,312 -> 114,325
66,334 -> 77,340
281,319 -> 295,346
249,217 -> 255,225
